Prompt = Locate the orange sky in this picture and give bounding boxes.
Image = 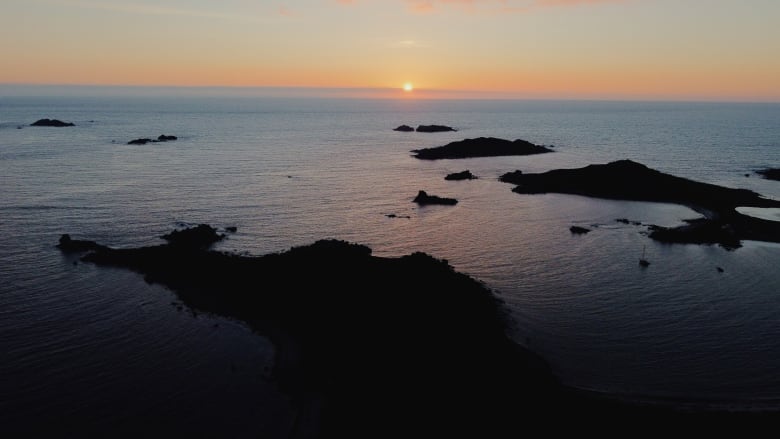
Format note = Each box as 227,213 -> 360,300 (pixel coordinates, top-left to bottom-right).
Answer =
1,0 -> 779,101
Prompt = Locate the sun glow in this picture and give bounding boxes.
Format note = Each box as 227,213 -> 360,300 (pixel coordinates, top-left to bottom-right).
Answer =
403,83 -> 414,92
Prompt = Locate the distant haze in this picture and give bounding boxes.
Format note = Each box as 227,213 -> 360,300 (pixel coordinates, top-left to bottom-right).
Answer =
1,0 -> 779,101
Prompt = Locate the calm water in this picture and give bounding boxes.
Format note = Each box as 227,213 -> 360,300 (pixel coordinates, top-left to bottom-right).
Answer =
2,93 -> 779,433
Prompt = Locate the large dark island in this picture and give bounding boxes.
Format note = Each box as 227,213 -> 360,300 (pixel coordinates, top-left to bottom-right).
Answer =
412,137 -> 553,160
500,160 -> 780,248
56,226 -> 776,436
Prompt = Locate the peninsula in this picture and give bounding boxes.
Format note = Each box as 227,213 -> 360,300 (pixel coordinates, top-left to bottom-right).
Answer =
500,160 -> 780,248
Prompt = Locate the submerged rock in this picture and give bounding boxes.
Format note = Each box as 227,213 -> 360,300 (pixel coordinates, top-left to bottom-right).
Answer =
445,170 -> 478,181
413,190 -> 458,206
127,138 -> 154,145
30,118 -> 74,127
413,137 -> 553,160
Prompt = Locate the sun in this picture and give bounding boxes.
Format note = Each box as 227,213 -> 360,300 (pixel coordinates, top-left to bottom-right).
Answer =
403,83 -> 414,92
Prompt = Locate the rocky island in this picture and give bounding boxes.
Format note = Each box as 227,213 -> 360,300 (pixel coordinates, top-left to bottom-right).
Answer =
412,190 -> 458,205
415,124 -> 457,133
444,170 -> 478,181
413,137 -> 553,160
30,118 -> 75,127
56,225 -> 777,435
500,160 -> 780,248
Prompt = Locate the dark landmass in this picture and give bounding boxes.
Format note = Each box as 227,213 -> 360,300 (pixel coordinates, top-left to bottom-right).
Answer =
160,224 -> 225,249
445,170 -> 478,181
413,137 -> 553,160
57,226 -> 779,436
415,124 -> 456,133
412,190 -> 458,205
127,135 -> 178,145
500,160 -> 780,248
57,234 -> 108,253
30,118 -> 74,127
393,124 -> 414,132
757,168 -> 780,181
570,226 -> 591,234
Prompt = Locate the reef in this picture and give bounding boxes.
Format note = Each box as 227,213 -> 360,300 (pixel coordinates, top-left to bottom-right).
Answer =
30,119 -> 74,127
413,137 -> 553,160
127,135 -> 178,145
412,190 -> 458,205
500,160 -> 780,248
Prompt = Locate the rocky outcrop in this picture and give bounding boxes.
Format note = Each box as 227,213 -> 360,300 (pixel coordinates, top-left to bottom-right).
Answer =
30,119 -> 74,127
569,226 -> 591,234
412,190 -> 458,205
416,124 -> 457,133
160,224 -> 224,249
500,160 -> 780,248
757,168 -> 780,181
393,125 -> 415,132
445,170 -> 478,181
127,135 -> 178,145
413,137 -> 553,160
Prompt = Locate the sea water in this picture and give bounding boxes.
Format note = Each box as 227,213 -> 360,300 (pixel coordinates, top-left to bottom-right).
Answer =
1,90 -> 779,433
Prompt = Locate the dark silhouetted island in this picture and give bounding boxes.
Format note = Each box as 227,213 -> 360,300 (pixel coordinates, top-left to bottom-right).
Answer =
127,135 -> 178,145
413,137 -> 553,160
416,124 -> 457,133
500,160 -> 780,248
56,226 -> 778,436
757,168 -> 780,181
413,190 -> 458,205
30,118 -> 74,127
445,170 -> 478,181
393,124 -> 415,132
570,226 -> 591,234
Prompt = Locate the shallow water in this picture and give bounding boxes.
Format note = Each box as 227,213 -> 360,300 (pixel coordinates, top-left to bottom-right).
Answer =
1,93 -> 779,431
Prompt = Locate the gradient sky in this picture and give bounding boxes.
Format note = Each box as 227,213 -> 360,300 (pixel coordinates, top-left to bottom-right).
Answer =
1,0 -> 779,100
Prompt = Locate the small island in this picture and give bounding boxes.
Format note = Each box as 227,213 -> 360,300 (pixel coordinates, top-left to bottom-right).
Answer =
757,168 -> 780,181
570,226 -> 591,234
500,160 -> 780,248
30,118 -> 75,127
393,124 -> 415,132
413,137 -> 553,160
445,170 -> 478,181
416,124 -> 457,133
413,190 -> 458,205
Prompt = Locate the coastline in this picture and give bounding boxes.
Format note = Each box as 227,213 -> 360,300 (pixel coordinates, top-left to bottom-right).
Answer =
57,227 -> 780,435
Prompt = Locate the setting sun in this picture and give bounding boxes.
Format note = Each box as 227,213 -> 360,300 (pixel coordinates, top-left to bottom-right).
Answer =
403,83 -> 414,92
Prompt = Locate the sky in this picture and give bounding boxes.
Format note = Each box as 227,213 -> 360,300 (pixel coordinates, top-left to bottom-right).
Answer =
1,0 -> 779,101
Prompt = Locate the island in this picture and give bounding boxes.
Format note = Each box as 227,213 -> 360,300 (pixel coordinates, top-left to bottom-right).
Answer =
570,226 -> 591,234
412,137 -> 553,160
30,118 -> 75,127
412,190 -> 458,205
393,124 -> 415,132
500,160 -> 780,248
445,170 -> 478,181
415,124 -> 456,133
757,168 -> 780,181
56,225 -> 777,435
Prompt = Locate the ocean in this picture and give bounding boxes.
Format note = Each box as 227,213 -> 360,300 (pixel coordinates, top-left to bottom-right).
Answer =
2,91 -> 779,434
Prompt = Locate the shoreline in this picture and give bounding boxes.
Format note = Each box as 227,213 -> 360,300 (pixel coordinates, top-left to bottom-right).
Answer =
57,227 -> 780,434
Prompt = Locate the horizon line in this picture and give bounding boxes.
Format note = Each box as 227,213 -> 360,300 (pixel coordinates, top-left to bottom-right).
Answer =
2,83 -> 778,104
